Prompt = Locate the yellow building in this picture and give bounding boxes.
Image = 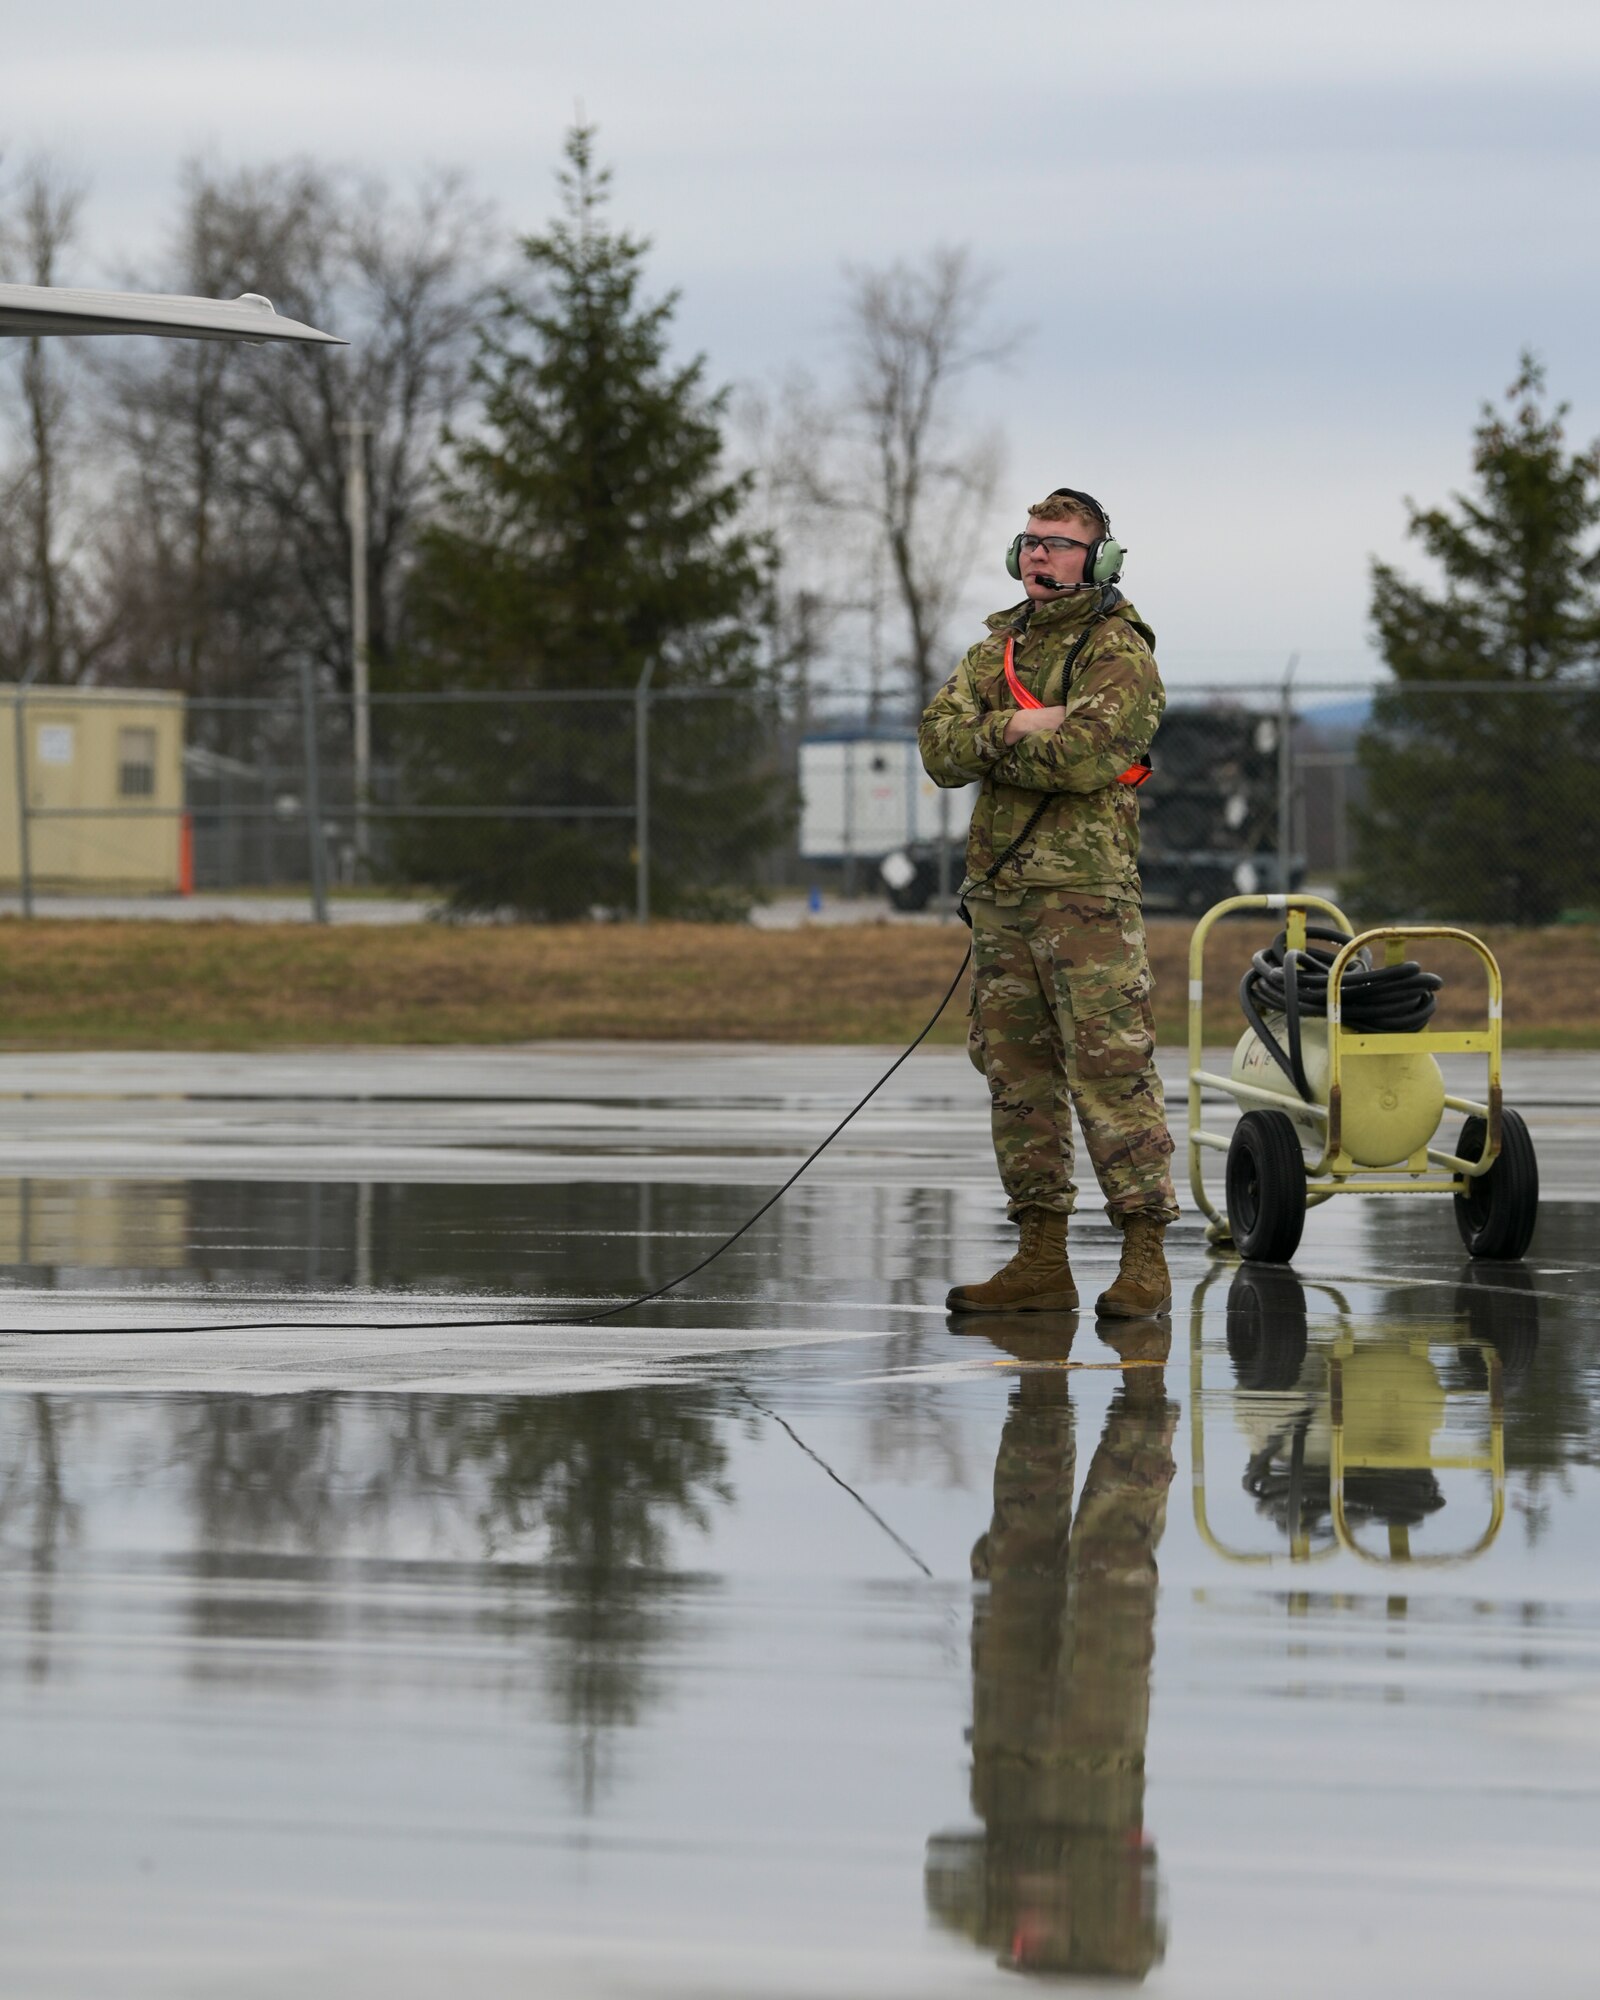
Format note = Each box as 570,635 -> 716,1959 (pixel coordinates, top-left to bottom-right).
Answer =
0,687 -> 186,893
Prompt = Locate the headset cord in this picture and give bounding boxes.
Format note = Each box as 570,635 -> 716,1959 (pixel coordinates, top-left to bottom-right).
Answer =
1240,921 -> 1441,1101
17,947 -> 974,1338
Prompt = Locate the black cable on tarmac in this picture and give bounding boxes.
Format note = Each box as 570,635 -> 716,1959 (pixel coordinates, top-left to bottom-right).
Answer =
17,947 -> 975,1338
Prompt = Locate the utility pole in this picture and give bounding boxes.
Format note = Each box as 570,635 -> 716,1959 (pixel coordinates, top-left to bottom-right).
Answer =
299,659 -> 330,925
12,691 -> 33,919
12,658 -> 43,919
1278,652 -> 1299,894
338,413 -> 372,874
635,659 -> 656,923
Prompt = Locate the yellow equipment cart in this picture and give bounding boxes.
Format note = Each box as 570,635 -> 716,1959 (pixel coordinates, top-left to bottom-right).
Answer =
1187,893 -> 1538,1262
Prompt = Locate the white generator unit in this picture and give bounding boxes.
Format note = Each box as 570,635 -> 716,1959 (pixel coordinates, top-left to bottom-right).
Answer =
798,735 -> 973,862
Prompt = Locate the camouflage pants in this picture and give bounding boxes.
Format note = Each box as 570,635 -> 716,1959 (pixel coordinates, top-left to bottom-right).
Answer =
969,891 -> 1178,1224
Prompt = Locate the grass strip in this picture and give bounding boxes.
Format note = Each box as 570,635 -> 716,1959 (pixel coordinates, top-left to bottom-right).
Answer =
0,914 -> 1594,1051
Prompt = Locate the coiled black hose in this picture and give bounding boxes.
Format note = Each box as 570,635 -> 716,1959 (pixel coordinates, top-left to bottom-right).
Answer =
1239,922 -> 1442,1102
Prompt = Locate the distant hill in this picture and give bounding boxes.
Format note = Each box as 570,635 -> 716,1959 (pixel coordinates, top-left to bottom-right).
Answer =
1300,695 -> 1373,728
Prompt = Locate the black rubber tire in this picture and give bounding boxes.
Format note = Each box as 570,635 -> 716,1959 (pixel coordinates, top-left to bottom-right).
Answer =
885,861 -> 935,913
1225,1109 -> 1308,1264
1453,1109 -> 1539,1261
1226,1264 -> 1309,1390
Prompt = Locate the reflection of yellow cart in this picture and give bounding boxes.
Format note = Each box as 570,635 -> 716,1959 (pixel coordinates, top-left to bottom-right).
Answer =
1189,1265 -> 1515,1570
1186,893 -> 1538,1263
1326,1339 -> 1503,1565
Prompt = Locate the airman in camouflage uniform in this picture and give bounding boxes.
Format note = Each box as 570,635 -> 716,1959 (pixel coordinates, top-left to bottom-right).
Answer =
918,490 -> 1178,1318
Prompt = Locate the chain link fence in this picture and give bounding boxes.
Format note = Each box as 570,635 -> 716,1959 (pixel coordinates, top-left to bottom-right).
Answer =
796,678 -> 1600,926
0,676 -> 1594,925
0,679 -> 798,921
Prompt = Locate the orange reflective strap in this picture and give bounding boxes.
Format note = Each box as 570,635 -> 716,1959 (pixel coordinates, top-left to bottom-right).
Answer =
1004,637 -> 1152,789
1001,635 -> 1041,710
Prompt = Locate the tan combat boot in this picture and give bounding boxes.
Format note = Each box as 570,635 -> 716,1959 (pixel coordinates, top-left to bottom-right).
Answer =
946,1207 -> 1079,1315
1095,1214 -> 1172,1319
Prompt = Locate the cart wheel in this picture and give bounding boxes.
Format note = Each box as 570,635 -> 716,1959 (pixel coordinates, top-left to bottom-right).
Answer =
1226,1264 -> 1309,1389
1225,1110 -> 1307,1263
1453,1109 -> 1538,1261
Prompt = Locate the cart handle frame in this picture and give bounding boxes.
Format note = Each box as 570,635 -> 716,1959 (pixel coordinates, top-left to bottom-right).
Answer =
1186,898 -> 1506,1231
1322,926 -> 1503,1175
1186,894 -> 1354,1230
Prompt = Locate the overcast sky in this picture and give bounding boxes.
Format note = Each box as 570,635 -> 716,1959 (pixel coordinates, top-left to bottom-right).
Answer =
7,0 -> 1599,683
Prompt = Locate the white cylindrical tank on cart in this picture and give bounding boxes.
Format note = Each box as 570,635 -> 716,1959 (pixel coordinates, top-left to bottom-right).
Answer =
1230,1012 -> 1444,1168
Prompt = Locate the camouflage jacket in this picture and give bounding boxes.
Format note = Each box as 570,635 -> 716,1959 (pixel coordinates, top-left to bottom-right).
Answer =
918,588 -> 1165,903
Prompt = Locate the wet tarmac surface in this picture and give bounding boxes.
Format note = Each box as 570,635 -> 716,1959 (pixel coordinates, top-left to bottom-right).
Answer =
0,1045 -> 1597,1995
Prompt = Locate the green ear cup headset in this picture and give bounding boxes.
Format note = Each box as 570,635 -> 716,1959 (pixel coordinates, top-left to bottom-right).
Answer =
1006,486 -> 1126,586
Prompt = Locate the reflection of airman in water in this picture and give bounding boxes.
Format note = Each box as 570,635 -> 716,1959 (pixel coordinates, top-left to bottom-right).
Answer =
926,1321 -> 1177,1978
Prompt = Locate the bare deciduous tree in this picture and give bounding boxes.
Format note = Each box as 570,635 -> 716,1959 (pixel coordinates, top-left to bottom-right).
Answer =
841,245 -> 1018,713
96,159 -> 498,718
836,245 -> 1012,712
733,369 -> 861,730
0,155 -> 89,683
742,247 -> 1020,719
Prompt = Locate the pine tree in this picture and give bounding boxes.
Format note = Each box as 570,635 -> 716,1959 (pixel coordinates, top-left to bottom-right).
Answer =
394,124 -> 788,918
1354,356 -> 1600,925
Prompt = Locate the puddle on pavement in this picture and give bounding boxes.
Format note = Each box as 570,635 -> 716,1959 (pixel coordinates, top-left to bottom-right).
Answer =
0,1175 -> 974,1303
0,1196 -> 1596,1994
